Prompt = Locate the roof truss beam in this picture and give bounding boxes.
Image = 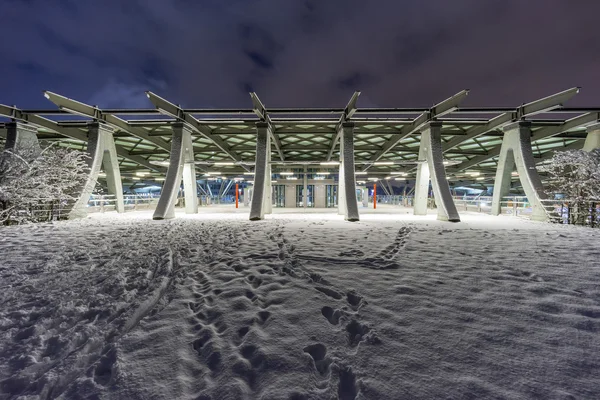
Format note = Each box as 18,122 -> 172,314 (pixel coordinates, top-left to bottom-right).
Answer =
443,87 -> 580,152
250,92 -> 285,161
43,91 -> 171,151
363,90 -> 469,170
145,91 -> 249,171
451,112 -> 599,171
0,104 -> 159,171
327,91 -> 360,160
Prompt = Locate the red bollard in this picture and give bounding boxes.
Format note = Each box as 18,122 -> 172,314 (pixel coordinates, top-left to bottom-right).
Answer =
374,184 -> 377,209
235,183 -> 239,208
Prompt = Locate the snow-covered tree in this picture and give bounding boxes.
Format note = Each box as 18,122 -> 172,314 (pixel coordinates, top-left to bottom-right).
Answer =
541,149 -> 600,199
0,143 -> 90,224
540,149 -> 600,224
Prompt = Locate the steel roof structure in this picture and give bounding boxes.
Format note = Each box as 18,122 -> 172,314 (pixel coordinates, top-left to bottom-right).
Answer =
0,87 -> 597,189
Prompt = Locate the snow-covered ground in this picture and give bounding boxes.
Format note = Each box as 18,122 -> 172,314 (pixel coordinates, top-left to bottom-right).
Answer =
1,209 -> 599,399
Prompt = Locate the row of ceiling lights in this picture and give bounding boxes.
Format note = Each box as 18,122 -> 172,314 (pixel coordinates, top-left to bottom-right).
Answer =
100,169 -> 515,182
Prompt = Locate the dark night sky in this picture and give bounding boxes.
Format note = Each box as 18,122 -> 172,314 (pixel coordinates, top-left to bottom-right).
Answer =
1,0 -> 600,110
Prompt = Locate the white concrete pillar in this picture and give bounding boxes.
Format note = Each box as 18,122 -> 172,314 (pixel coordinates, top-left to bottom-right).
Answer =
70,123 -> 124,219
491,121 -> 547,221
583,123 -> 600,151
243,187 -> 250,206
337,122 -> 359,221
5,122 -> 40,152
314,183 -> 326,208
303,165 -> 308,210
285,184 -> 296,208
362,187 -> 368,208
153,123 -> 197,220
250,122 -> 272,220
413,122 -> 460,222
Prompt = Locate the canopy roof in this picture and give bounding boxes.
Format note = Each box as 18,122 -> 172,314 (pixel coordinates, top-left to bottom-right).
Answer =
1,87 -> 597,188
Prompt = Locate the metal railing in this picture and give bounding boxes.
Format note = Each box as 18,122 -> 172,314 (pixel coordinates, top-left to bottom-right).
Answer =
87,194 -> 159,213
1,199 -> 72,224
86,193 -> 249,213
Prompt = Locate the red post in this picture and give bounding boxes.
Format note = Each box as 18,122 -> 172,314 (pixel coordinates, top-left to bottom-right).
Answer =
374,184 -> 377,209
235,183 -> 239,208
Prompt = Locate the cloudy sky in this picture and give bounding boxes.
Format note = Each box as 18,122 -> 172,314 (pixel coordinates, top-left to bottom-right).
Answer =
2,0 -> 599,110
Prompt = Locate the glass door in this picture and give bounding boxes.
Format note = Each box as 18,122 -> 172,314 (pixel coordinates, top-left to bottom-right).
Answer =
296,185 -> 315,208
326,185 -> 337,208
273,185 -> 285,207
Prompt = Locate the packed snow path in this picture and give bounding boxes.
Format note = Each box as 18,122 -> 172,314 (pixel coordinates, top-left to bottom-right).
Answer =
1,212 -> 599,399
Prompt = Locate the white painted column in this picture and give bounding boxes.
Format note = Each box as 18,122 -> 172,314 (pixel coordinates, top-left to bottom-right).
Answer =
70,123 -> 124,219
413,154 -> 430,216
264,143 -> 272,215
337,122 -> 359,221
583,123 -> 600,151
153,123 -> 196,220
5,122 -> 40,152
491,121 -> 548,221
303,165 -> 308,210
413,122 -> 460,222
250,122 -> 271,220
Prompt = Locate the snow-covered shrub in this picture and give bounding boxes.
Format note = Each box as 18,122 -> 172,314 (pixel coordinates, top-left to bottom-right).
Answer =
0,143 -> 89,224
540,149 -> 600,225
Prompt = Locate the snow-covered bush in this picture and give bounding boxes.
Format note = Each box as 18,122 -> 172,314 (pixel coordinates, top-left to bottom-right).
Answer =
0,143 -> 89,224
540,149 -> 600,225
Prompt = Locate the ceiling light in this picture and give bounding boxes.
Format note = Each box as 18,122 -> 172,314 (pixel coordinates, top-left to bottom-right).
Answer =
476,177 -> 485,180
316,172 -> 330,175
466,172 -> 480,177
214,162 -> 235,166
244,172 -> 255,175
155,177 -> 165,181
368,177 -> 379,181
373,161 -> 394,166
135,172 -> 149,177
271,180 -> 278,183
355,171 -> 367,175
320,161 -> 340,166
98,172 -> 106,177
280,172 -> 294,175
132,177 -> 140,180
206,172 -> 221,175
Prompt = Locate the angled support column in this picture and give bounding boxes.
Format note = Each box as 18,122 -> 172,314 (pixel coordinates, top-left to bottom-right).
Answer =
414,122 -> 460,222
70,123 -> 124,219
250,122 -> 272,220
4,122 -> 40,152
491,121 -> 548,221
153,123 -> 197,220
337,122 -> 359,221
583,123 -> 600,151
